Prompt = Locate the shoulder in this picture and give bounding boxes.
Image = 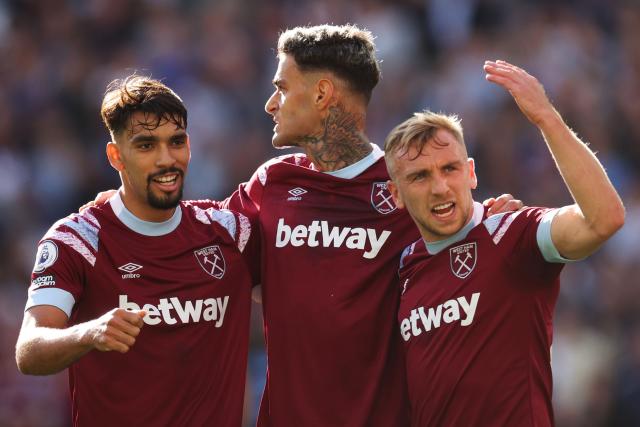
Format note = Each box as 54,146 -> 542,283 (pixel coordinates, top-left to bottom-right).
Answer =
399,238 -> 429,273
181,201 -> 252,253
250,153 -> 311,186
39,207 -> 105,267
481,207 -> 552,245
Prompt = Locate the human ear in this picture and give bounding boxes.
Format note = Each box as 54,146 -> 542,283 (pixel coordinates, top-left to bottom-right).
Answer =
468,158 -> 478,190
315,78 -> 335,110
106,142 -> 124,172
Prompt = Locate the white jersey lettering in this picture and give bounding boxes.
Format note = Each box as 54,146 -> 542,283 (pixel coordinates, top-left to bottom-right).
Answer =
119,294 -> 229,327
401,292 -> 480,341
275,218 -> 391,259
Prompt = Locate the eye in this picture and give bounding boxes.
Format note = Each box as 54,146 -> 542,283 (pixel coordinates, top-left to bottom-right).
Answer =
171,138 -> 186,147
410,171 -> 426,182
137,142 -> 153,151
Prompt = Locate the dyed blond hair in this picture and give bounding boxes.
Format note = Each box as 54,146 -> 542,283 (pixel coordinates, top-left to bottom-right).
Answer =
384,110 -> 465,178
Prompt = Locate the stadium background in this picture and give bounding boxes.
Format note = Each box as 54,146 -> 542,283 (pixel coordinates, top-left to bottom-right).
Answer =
0,0 -> 638,425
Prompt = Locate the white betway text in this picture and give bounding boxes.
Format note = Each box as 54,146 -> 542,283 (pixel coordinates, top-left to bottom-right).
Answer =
400,292 -> 480,341
120,294 -> 229,327
275,218 -> 391,259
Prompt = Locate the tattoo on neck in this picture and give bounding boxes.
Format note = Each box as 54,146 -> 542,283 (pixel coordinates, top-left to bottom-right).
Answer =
298,105 -> 372,172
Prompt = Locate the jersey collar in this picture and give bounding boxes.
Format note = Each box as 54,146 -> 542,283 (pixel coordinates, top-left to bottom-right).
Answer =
109,189 -> 182,236
424,201 -> 484,255
324,143 -> 384,179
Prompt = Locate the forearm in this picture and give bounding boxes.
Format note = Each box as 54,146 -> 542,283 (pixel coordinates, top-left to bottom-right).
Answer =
538,112 -> 625,238
16,324 -> 93,375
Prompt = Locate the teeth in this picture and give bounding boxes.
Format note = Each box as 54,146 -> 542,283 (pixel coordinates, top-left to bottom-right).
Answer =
154,175 -> 177,183
433,202 -> 453,211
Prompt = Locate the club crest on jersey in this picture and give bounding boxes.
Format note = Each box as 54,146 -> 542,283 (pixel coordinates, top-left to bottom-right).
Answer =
371,182 -> 396,214
194,245 -> 226,279
33,240 -> 58,273
449,242 -> 477,279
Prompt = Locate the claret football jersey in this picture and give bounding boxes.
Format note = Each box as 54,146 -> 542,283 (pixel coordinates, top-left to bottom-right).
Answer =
221,144 -> 417,426
398,203 -> 572,427
26,191 -> 256,427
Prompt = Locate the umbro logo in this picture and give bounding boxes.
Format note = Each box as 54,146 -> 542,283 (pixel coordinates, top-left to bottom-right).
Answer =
118,262 -> 142,279
287,187 -> 307,201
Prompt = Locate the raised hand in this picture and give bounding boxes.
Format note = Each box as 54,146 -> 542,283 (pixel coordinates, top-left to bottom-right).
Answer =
483,60 -> 558,127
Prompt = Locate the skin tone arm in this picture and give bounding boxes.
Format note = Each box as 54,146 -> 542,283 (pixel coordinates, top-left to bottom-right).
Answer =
484,60 -> 625,259
16,305 -> 145,375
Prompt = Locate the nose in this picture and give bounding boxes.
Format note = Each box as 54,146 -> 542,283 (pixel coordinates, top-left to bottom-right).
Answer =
431,175 -> 450,196
155,143 -> 176,168
265,90 -> 278,115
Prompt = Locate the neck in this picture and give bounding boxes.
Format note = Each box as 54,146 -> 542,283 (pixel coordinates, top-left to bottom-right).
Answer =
299,105 -> 372,172
119,188 -> 176,222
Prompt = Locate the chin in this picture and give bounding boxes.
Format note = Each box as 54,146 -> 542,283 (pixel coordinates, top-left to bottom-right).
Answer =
148,189 -> 183,210
272,135 -> 297,149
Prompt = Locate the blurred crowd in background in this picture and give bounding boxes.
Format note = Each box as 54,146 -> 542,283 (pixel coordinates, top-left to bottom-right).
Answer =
0,0 -> 638,426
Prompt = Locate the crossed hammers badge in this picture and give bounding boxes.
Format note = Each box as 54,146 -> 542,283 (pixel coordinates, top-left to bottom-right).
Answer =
371,182 -> 397,215
449,242 -> 477,279
194,245 -> 226,279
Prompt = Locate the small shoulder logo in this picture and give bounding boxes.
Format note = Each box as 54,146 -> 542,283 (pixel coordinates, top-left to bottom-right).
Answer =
31,275 -> 56,289
449,242 -> 477,279
287,187 -> 307,201
371,182 -> 397,214
194,245 -> 226,279
118,263 -> 142,279
34,240 -> 58,273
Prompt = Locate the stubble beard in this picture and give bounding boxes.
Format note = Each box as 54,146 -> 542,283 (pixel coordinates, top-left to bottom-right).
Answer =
146,168 -> 184,210
147,186 -> 183,210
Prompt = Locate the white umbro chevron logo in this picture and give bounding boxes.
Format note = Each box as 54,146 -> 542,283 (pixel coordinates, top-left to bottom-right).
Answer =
118,263 -> 142,273
287,187 -> 307,201
288,187 -> 307,197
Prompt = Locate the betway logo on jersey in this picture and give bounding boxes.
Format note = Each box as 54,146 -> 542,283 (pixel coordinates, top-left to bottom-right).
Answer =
400,292 -> 480,341
275,218 -> 391,259
120,294 -> 229,327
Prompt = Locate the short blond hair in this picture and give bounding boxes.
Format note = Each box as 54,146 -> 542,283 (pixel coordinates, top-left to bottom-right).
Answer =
384,111 -> 465,178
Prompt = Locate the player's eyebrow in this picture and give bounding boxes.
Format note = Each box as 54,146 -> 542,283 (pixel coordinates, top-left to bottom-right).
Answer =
442,160 -> 463,169
129,134 -> 158,143
169,131 -> 188,142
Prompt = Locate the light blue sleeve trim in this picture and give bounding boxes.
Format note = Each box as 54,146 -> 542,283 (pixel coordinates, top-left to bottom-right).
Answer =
25,288 -> 75,317
536,209 -> 578,264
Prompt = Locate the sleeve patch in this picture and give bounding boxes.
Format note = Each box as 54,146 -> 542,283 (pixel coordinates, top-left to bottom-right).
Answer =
33,240 -> 59,273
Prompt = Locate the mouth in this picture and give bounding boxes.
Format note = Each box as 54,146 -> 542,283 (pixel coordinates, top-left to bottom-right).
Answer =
149,170 -> 183,192
431,201 -> 455,219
